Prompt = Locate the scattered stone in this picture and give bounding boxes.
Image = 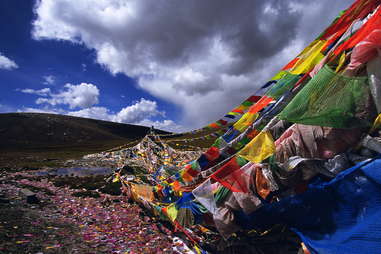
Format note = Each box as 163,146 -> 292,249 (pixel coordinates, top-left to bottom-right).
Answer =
0,171 -> 176,253
19,188 -> 39,204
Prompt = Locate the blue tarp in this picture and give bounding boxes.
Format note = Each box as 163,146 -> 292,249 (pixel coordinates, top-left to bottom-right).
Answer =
236,157 -> 381,254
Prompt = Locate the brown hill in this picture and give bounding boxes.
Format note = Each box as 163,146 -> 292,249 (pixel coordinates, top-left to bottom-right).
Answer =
0,113 -> 169,168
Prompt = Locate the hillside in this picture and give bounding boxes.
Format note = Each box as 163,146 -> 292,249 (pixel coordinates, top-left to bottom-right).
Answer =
0,113 -> 169,168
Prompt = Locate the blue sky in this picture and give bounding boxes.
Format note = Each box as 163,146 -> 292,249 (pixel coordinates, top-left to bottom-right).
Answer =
0,0 -> 353,131
0,0 -> 180,131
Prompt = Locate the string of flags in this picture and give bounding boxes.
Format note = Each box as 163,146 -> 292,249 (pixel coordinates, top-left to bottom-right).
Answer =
91,1 -> 381,252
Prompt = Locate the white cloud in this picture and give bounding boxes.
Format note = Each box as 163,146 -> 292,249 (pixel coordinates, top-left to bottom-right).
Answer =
17,102 -> 183,132
113,98 -> 164,123
17,88 -> 51,96
43,75 -> 55,85
68,98 -> 163,123
36,83 -> 99,109
68,106 -> 112,121
18,83 -> 99,109
67,98 -> 183,132
0,53 -> 18,70
138,119 -> 184,133
16,78 -> 181,130
17,107 -> 61,114
32,0 -> 353,129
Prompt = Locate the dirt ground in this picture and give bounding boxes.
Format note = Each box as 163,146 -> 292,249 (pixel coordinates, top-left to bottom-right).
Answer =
0,170 -> 181,254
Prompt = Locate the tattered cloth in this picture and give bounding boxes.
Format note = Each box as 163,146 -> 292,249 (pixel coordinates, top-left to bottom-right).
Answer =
236,157 -> 381,254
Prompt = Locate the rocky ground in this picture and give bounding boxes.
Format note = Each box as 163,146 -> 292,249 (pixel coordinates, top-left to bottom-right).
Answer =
0,170 -> 191,254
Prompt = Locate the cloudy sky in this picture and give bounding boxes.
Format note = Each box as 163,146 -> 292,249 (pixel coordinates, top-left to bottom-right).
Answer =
0,0 -> 353,132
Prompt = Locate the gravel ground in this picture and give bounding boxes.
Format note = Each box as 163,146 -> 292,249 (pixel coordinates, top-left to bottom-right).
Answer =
0,171 -> 184,254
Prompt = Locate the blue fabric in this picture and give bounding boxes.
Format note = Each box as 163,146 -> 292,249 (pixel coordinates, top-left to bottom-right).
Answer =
175,192 -> 204,223
161,186 -> 175,203
175,192 -> 195,208
262,80 -> 277,88
255,90 -> 293,125
197,154 -> 209,169
239,158 -> 381,254
221,128 -> 241,143
224,114 -> 236,119
152,166 -> 163,180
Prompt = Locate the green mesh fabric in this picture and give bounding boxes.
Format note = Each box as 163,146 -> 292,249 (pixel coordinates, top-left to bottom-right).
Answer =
176,208 -> 195,227
232,136 -> 251,151
212,137 -> 226,148
265,72 -> 301,99
242,100 -> 253,107
278,64 -> 372,128
214,186 -> 231,206
194,201 -> 208,213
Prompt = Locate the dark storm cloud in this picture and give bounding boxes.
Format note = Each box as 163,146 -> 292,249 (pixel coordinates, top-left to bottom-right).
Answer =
33,0 -> 355,129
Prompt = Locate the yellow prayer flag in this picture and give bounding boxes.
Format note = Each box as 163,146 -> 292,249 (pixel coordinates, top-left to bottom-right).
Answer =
238,131 -> 275,163
290,40 -> 327,75
270,70 -> 288,81
112,173 -> 120,183
335,52 -> 346,73
166,204 -> 178,222
194,245 -> 202,254
233,112 -> 259,133
371,114 -> 381,132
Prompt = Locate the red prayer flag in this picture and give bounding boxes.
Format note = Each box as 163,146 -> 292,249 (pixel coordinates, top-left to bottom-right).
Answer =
211,157 -> 251,192
205,146 -> 220,161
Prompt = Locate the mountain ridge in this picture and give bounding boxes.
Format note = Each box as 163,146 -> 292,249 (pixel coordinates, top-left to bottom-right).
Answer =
0,112 -> 170,168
